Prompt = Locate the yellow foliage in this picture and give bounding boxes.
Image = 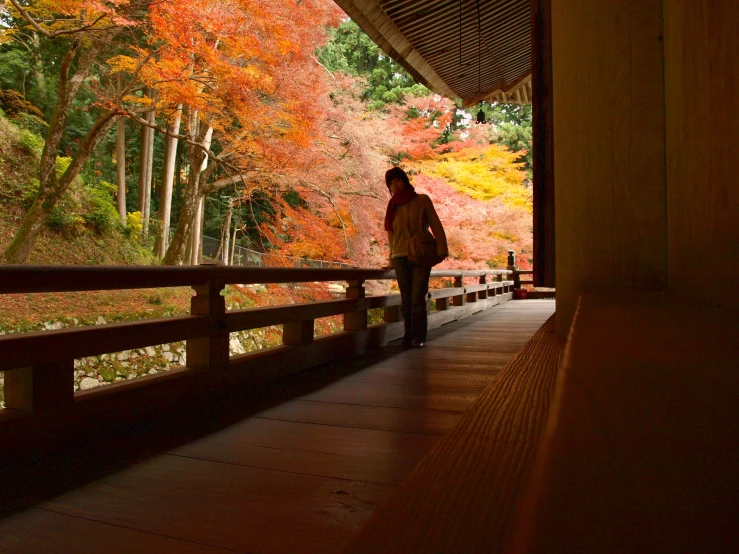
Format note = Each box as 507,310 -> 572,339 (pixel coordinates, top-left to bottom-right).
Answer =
413,144 -> 531,211
126,211 -> 143,236
107,55 -> 139,74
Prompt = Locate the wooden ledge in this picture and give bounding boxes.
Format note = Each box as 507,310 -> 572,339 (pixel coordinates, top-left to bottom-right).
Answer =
510,292 -> 739,553
346,314 -> 563,553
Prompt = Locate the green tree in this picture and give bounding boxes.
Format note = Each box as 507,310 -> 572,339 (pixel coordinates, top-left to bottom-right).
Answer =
317,20 -> 428,109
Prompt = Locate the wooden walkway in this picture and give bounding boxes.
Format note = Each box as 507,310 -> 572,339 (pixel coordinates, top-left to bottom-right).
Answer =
0,300 -> 555,554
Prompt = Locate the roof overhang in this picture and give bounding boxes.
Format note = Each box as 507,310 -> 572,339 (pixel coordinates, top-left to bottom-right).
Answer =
333,0 -> 532,107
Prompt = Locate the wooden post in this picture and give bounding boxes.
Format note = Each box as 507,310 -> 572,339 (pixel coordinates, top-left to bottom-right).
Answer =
384,305 -> 402,322
452,276 -> 465,307
532,0 -> 555,287
283,319 -> 314,345
186,280 -> 229,370
4,360 -> 74,412
436,297 -> 450,311
513,270 -> 522,290
344,279 -> 367,332
478,275 -> 488,300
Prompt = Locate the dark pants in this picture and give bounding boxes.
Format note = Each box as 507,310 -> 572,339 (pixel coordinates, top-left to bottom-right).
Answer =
392,256 -> 432,342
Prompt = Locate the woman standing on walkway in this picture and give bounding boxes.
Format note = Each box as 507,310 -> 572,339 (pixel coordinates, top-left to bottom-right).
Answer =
383,167 -> 448,347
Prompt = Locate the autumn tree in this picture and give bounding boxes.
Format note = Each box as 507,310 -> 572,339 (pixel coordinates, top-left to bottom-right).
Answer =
1,0 -> 146,263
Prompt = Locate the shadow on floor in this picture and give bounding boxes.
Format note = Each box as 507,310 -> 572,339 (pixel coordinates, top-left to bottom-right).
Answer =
0,317 -> 470,520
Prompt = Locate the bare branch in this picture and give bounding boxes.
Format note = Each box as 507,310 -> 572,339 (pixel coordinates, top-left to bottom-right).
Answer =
310,55 -> 336,82
7,0 -> 116,38
305,183 -> 350,252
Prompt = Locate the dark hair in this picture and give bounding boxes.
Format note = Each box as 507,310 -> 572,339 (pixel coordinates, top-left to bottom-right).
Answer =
385,167 -> 411,190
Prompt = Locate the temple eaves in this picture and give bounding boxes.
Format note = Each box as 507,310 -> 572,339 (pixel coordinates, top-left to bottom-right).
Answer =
333,0 -> 532,107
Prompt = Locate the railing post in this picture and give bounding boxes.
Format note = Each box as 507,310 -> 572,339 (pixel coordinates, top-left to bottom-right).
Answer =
507,250 -> 518,292
436,297 -> 449,311
283,319 -> 314,345
452,276 -> 465,307
384,305 -> 402,323
478,275 -> 488,301
4,361 -> 74,412
187,280 -> 229,370
344,279 -> 367,332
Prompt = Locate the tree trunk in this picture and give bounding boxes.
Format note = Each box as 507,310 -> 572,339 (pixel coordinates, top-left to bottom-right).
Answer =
4,190 -> 59,263
116,118 -> 127,223
230,225 -> 238,265
3,113 -> 118,263
137,110 -> 151,216
143,106 -> 156,237
189,197 -> 204,265
2,31 -> 119,263
31,33 -> 47,106
154,105 -> 182,258
138,94 -> 156,240
162,114 -> 212,265
221,199 -> 233,265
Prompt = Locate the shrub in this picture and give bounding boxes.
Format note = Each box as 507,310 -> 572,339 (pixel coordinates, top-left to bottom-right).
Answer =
18,129 -> 44,157
83,182 -> 121,235
126,211 -> 143,238
13,112 -> 48,136
47,208 -> 86,237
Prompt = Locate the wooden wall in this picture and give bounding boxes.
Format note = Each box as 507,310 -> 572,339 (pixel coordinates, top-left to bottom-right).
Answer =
663,1 -> 739,310
552,0 -> 667,336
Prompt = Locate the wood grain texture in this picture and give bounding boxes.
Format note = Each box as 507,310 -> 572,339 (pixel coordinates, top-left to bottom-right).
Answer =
532,0 -> 555,288
170,418 -> 439,485
552,0 -> 667,336
38,455 -> 394,554
664,0 -> 739,310
0,508 -> 236,554
255,400 -> 461,436
0,265 -> 508,294
509,292 -> 739,553
346,314 -> 563,553
0,300 -> 555,553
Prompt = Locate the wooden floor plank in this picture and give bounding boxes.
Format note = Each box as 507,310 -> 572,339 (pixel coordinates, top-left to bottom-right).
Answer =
341,365 -> 498,388
0,508 -> 236,554
170,418 -> 439,485
1,299 -> 556,553
254,400 -> 462,435
301,381 -> 483,412
347,315 -> 564,553
38,456 -> 394,554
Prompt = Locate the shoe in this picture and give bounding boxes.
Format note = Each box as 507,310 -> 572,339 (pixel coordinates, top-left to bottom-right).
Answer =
401,337 -> 413,348
411,340 -> 425,348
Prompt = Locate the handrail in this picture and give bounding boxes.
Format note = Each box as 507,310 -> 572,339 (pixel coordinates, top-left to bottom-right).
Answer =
0,265 -> 512,294
0,265 -> 515,448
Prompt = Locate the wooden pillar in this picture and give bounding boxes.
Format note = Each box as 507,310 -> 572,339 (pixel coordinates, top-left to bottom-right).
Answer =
4,360 -> 74,412
552,0 -> 666,336
283,319 -> 314,345
532,0 -> 556,287
452,276 -> 465,307
344,279 -> 367,332
187,280 -> 229,370
436,297 -> 450,311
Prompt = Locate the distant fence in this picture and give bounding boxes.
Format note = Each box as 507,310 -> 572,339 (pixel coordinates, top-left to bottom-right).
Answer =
201,236 -> 353,269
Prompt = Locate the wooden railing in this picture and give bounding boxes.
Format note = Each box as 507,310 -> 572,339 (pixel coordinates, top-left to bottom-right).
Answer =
514,269 -> 534,289
0,266 -> 513,440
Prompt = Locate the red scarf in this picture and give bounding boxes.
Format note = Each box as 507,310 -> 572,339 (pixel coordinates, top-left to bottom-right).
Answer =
384,187 -> 418,232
